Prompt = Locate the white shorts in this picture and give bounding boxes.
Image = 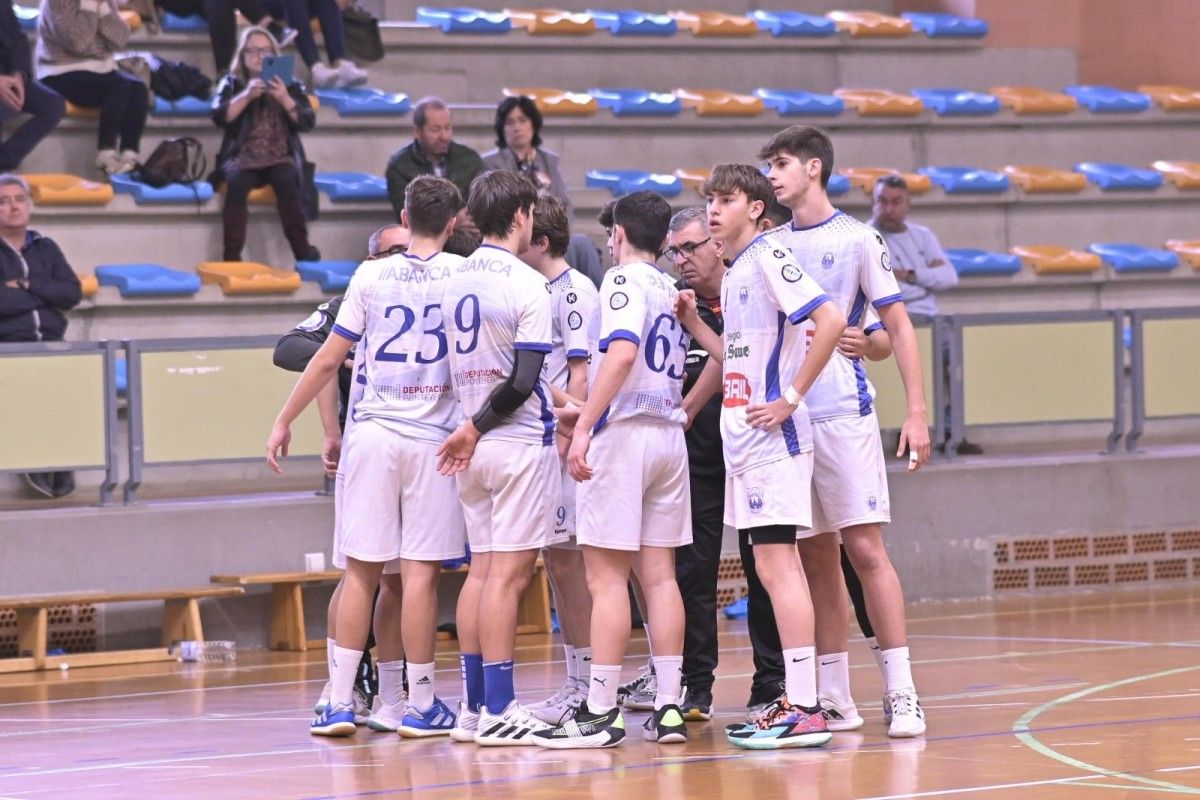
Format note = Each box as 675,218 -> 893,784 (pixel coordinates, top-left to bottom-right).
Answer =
336,419 -> 467,566
724,452 -> 817,537
459,439 -> 562,553
546,460 -> 580,551
810,412 -> 891,534
576,417 -> 692,551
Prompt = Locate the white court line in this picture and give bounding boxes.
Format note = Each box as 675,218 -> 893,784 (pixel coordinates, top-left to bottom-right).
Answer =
1086,692 -> 1200,703
1046,742 -> 1102,747
911,633 -> 1163,647
856,774 -> 1098,799
1159,765 -> 1200,774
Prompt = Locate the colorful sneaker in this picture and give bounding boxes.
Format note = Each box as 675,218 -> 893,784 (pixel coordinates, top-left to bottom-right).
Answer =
398,697 -> 457,738
529,680 -> 588,725
643,704 -> 687,743
882,692 -> 893,725
449,701 -> 479,743
680,687 -> 712,722
314,680 -> 331,714
620,664 -> 657,711
475,699 -> 552,746
726,697 -> 832,750
819,696 -> 864,731
311,702 -> 356,737
364,696 -> 408,732
885,689 -> 926,738
532,705 -> 625,749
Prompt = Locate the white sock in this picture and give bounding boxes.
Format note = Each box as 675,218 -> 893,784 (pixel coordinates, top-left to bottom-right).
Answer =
881,646 -> 915,693
572,647 -> 592,689
818,651 -> 852,705
377,659 -> 406,707
585,664 -> 622,713
330,645 -> 363,707
868,636 -> 885,674
563,644 -> 577,683
325,638 -> 335,687
408,661 -> 436,712
783,646 -> 817,708
652,655 -> 682,710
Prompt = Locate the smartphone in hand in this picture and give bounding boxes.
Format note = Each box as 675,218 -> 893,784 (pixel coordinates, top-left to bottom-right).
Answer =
261,54 -> 296,86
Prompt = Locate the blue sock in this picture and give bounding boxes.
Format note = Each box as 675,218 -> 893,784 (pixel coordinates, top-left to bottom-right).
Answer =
460,653 -> 484,713
483,659 -> 515,714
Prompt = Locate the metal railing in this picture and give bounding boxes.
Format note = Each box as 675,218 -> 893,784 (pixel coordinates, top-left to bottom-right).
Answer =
1127,307 -> 1200,451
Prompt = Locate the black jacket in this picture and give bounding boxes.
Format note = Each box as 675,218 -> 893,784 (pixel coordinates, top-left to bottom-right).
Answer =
273,296 -> 353,429
0,2 -> 32,79
680,283 -> 725,481
385,140 -> 483,220
0,230 -> 81,342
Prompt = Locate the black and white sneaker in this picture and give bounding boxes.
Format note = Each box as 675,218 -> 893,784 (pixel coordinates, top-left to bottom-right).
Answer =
532,705 -> 625,749
642,704 -> 687,743
474,699 -> 551,746
680,687 -> 713,721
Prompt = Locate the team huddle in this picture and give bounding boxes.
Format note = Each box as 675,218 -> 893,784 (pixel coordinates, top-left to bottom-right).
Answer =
267,125 -> 932,751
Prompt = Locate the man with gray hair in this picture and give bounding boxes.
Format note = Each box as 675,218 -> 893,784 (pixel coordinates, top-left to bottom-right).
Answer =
385,96 -> 483,220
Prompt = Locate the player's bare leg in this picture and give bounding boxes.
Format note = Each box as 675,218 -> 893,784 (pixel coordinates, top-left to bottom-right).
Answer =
798,533 -> 862,730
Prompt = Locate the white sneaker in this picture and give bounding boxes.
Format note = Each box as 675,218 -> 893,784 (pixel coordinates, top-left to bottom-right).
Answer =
885,689 -> 926,738
351,687 -> 373,724
450,700 -> 479,743
117,150 -> 139,173
310,62 -> 339,88
365,695 -> 408,732
530,681 -> 588,725
818,696 -> 864,731
619,664 -> 657,711
95,149 -> 122,176
314,680 -> 332,713
475,699 -> 552,746
334,59 -> 368,88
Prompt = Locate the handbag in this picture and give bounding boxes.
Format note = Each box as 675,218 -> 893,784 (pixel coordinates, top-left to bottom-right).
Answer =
342,5 -> 384,63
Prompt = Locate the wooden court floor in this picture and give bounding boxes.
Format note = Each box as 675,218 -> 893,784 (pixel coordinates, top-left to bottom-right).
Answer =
1,585 -> 1199,800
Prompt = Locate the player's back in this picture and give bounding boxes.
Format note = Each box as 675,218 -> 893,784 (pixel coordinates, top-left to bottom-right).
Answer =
547,268 -> 600,392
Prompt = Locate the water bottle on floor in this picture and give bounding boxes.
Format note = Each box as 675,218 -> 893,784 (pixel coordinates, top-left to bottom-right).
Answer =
170,640 -> 237,663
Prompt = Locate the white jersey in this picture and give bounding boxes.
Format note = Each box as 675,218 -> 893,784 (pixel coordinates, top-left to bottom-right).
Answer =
719,233 -> 832,476
442,244 -> 556,446
546,268 -> 600,392
773,211 -> 903,421
592,261 -> 687,432
331,251 -> 465,443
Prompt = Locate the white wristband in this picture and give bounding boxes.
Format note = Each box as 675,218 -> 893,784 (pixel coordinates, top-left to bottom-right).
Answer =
783,385 -> 802,407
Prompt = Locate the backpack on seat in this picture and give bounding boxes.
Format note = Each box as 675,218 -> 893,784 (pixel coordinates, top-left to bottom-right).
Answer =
132,137 -> 207,188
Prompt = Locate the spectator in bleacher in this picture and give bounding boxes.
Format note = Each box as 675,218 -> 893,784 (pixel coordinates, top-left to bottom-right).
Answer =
211,26 -> 319,263
154,0 -> 296,76
34,0 -> 149,175
0,175 -> 82,498
262,0 -> 366,88
869,176 -> 958,317
385,97 -> 482,219
0,2 -> 64,171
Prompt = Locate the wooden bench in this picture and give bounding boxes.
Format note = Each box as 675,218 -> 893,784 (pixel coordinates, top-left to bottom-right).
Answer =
212,561 -> 553,652
0,586 -> 244,674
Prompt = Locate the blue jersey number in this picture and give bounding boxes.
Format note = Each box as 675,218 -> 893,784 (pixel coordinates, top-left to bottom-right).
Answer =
375,295 -> 480,363
646,313 -> 686,380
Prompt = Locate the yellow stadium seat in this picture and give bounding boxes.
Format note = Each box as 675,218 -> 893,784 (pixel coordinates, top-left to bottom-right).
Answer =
23,174 -> 115,205
64,102 -> 99,119
120,9 -> 141,29
502,87 -> 597,115
1151,160 -> 1200,189
675,88 -> 764,116
1164,240 -> 1200,268
991,86 -> 1079,114
1138,85 -> 1200,111
833,88 -> 924,116
669,10 -> 757,36
841,168 -> 931,195
79,273 -> 98,298
506,8 -> 596,34
1002,165 -> 1088,193
674,167 -> 710,194
217,183 -> 277,204
197,262 -> 302,294
827,10 -> 913,37
1010,245 -> 1102,274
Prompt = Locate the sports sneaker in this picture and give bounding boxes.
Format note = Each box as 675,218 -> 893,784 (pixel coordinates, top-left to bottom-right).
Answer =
529,680 -> 587,725
334,59 -> 368,88
643,704 -> 687,743
680,687 -> 712,722
311,702 -> 356,737
364,696 -> 408,732
351,687 -> 372,724
726,696 -> 832,750
310,62 -> 339,88
532,705 -> 625,749
449,701 -> 479,743
475,699 -> 552,746
819,696 -> 864,731
398,697 -> 457,738
314,680 -> 331,714
117,150 -> 139,173
94,149 -> 123,176
620,664 -> 657,711
885,689 -> 926,738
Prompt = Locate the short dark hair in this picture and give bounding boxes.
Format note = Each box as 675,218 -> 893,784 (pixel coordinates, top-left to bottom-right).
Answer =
761,198 -> 792,229
701,164 -> 774,223
757,125 -> 835,189
875,174 -> 909,193
444,225 -> 481,258
404,175 -> 462,238
598,199 -> 617,231
413,96 -> 448,129
612,191 -> 671,256
531,194 -> 570,257
467,170 -> 539,240
494,95 -> 543,149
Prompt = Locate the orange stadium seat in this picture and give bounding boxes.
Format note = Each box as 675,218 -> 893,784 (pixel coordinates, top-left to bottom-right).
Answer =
841,168 -> 931,195
120,9 -> 141,29
1151,160 -> 1200,189
991,86 -> 1079,114
827,10 -> 913,37
64,102 -> 99,118
1002,165 -> 1088,193
23,174 -> 114,205
674,167 -> 710,193
502,86 -> 597,115
1138,85 -> 1200,111
505,8 -> 596,34
669,10 -> 758,36
1164,240 -> 1200,268
833,88 -> 924,116
78,273 -> 98,298
674,88 -> 764,116
197,262 -> 302,294
1010,245 -> 1102,274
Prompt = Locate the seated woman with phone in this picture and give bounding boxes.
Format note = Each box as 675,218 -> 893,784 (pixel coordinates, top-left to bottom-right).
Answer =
211,27 -> 320,263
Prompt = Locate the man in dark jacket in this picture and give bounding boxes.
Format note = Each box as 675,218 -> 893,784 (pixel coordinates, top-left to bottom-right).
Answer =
385,97 -> 482,220
0,175 -> 82,497
0,2 -> 64,171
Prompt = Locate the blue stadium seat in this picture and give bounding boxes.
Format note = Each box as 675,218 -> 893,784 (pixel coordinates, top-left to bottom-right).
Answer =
588,9 -> 677,35
313,88 -> 411,116
151,96 -> 213,117
588,87 -> 682,116
753,88 -> 843,116
919,166 -> 1010,193
1063,85 -> 1152,113
1086,243 -> 1180,272
1074,162 -> 1164,191
115,356 -> 128,395
723,596 -> 748,620
94,264 -> 203,297
14,5 -> 37,30
747,10 -> 835,36
910,87 -> 1000,116
296,260 -> 360,291
945,249 -> 1022,276
585,169 -> 683,197
109,174 -> 215,204
901,12 -> 988,38
313,172 -> 389,202
415,6 -> 512,33
827,173 -> 851,196
160,11 -> 208,31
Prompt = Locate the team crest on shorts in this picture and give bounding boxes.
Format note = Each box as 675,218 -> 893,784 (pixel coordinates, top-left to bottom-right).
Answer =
748,486 -> 764,513
738,285 -> 749,304
867,495 -> 877,511
821,252 -> 834,269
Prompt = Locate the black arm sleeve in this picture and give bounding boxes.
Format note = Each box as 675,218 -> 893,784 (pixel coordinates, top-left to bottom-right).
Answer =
471,348 -> 547,435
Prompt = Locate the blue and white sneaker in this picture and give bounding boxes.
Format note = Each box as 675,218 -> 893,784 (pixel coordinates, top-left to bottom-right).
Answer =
311,702 -> 357,737
398,697 -> 457,738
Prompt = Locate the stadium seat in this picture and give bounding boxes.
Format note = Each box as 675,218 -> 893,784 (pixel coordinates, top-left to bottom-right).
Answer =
723,596 -> 748,620
1010,245 -> 1102,274
1137,84 -> 1200,111
160,11 -> 208,31
1151,160 -> 1200,189
415,6 -> 512,33
14,5 -> 37,30
675,88 -> 764,116
296,260 -> 360,291
901,12 -> 988,38
827,173 -> 851,196
503,87 -> 597,115
313,172 -> 389,202
109,173 -> 215,204
197,261 -> 303,294
946,248 -> 1022,276
841,168 -> 931,195
78,273 -> 98,298
585,169 -> 683,197
151,96 -> 212,116
23,174 -> 114,205
94,264 -> 203,297
589,87 -> 681,115
834,89 -> 924,116
506,8 -> 596,34
827,10 -> 913,37
1086,243 -> 1179,273
64,102 -> 99,119
991,86 -> 1079,114
1063,85 -> 1152,113
119,9 -> 141,29
115,356 -> 128,394
1164,240 -> 1200,268
1003,165 -> 1088,193
313,88 -> 411,116
910,88 -> 1000,116
587,9 -> 676,35
919,166 -> 1010,194
1074,162 -> 1164,191
747,10 -> 835,37
669,10 -> 757,36
674,167 -> 708,192
754,88 -> 843,116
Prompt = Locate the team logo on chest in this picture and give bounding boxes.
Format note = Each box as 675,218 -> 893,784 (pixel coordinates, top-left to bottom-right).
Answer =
821,252 -> 834,270
738,284 -> 749,304
748,487 -> 764,513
